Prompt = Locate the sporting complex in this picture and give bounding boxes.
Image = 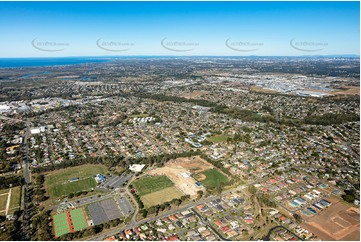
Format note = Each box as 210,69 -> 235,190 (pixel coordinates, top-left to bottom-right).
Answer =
52,208 -> 89,237
132,156 -> 229,207
44,164 -> 107,200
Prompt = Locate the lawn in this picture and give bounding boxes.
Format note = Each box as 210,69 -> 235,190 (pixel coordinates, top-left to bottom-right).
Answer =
196,168 -> 228,189
0,188 -> 9,195
129,113 -> 149,118
208,134 -> 229,143
0,194 -> 7,211
9,186 -> 21,209
141,187 -> 183,208
45,164 -> 107,199
50,177 -> 97,198
132,175 -> 174,196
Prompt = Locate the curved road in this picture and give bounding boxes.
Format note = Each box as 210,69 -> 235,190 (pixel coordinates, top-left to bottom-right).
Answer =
191,208 -> 230,241
263,225 -> 303,241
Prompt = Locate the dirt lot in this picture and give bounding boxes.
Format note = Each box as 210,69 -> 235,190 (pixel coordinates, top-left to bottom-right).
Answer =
181,91 -> 209,99
250,86 -> 279,94
175,156 -> 214,172
332,86 -> 360,95
146,156 -> 212,197
300,197 -> 360,241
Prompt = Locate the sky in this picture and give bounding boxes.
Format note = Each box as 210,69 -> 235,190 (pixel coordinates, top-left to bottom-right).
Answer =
0,1 -> 359,57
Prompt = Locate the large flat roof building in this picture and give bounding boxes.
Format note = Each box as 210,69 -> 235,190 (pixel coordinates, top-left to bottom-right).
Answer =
129,164 -> 146,172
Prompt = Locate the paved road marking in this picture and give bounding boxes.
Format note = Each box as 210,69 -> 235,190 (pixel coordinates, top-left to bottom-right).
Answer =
5,188 -> 12,215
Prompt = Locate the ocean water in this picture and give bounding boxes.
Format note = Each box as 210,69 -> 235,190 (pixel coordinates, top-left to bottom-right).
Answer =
0,57 -> 110,68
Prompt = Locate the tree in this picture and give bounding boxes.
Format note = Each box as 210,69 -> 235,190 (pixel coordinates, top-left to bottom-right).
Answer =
342,194 -> 355,203
248,185 -> 257,195
293,213 -> 302,223
142,209 -> 148,218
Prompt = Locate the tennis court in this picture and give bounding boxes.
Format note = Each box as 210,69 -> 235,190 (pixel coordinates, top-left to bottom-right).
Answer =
70,208 -> 88,231
53,208 -> 89,237
53,212 -> 71,237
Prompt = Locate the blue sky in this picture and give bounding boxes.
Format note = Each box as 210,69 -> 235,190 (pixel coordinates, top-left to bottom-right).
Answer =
0,1 -> 359,57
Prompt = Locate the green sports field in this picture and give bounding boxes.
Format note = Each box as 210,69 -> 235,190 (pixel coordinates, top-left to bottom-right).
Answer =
132,175 -> 174,196
0,186 -> 22,214
0,188 -> 10,211
196,168 -> 228,189
45,164 -> 107,199
70,208 -> 88,231
0,194 -> 7,211
53,212 -> 70,237
140,187 -> 183,208
51,177 -> 97,198
9,186 -> 21,209
0,188 -> 9,195
53,208 -> 88,237
207,134 -> 229,143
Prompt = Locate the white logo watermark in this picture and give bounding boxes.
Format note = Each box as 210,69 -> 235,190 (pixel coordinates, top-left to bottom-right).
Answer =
96,38 -> 135,52
161,38 -> 199,52
225,38 -> 263,52
32,38 -> 69,52
290,38 -> 328,52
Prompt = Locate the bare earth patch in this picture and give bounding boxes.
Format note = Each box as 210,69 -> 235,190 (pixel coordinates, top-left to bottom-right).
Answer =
181,91 -> 209,99
195,174 -> 207,181
173,156 -> 214,173
332,86 -> 360,95
145,156 -> 212,197
250,86 -> 278,94
300,198 -> 360,241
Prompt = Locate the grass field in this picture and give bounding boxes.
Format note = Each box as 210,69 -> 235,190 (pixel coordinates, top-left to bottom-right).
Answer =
207,134 -> 229,143
129,113 -> 149,118
53,208 -> 88,237
141,187 -> 183,208
70,208 -> 88,231
45,164 -> 107,199
132,175 -> 174,196
196,168 -> 228,189
51,178 -> 97,198
0,194 -> 7,211
9,186 -> 21,209
0,188 -> 9,195
0,186 -> 21,213
53,212 -> 70,237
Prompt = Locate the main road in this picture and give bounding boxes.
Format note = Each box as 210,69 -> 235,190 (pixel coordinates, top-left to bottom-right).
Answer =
21,119 -> 32,240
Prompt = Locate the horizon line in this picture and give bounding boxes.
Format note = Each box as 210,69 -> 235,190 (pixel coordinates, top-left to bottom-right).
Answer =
1,54 -> 360,59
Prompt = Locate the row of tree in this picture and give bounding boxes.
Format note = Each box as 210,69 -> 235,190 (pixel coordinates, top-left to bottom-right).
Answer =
137,92 -> 359,126
32,150 -> 201,174
129,184 -> 145,209
199,154 -> 232,176
0,175 -> 23,189
137,93 -> 219,108
304,112 -> 360,125
139,194 -> 191,219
